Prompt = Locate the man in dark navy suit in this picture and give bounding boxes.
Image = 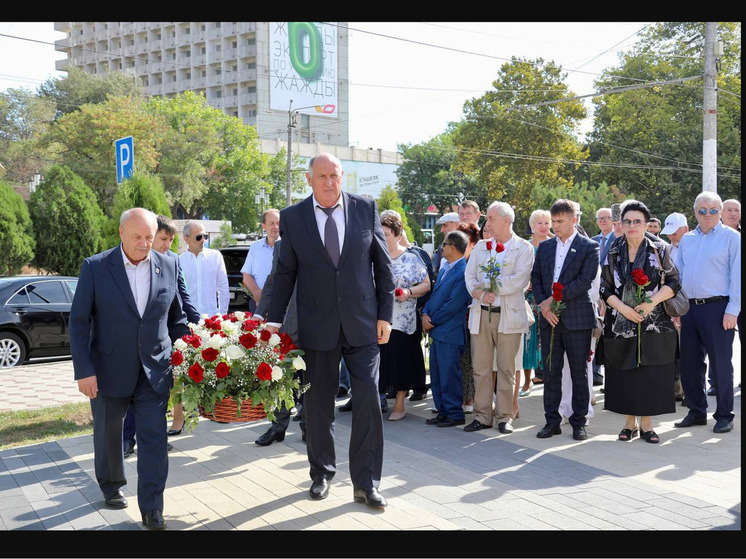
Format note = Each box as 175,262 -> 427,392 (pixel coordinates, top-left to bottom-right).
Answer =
266,153 -> 394,509
531,199 -> 600,441
70,208 -> 190,530
590,207 -> 616,387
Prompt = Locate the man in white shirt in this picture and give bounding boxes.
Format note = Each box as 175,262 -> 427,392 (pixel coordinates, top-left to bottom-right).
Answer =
179,221 -> 229,317
241,208 -> 280,313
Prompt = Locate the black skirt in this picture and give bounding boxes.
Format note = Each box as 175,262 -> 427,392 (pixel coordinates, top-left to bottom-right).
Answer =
379,328 -> 426,393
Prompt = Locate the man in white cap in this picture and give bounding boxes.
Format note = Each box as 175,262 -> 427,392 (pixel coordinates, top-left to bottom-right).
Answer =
660,212 -> 689,261
433,212 -> 460,275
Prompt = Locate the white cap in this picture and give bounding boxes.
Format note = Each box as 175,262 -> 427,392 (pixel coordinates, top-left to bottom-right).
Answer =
661,212 -> 688,235
435,212 -> 459,225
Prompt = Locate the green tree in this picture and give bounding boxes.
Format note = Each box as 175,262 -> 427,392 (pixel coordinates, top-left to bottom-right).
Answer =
376,185 -> 414,242
452,57 -> 588,224
102,172 -> 172,249
207,221 -> 234,249
588,22 -> 741,218
38,66 -> 144,118
0,181 -> 35,275
29,165 -> 106,276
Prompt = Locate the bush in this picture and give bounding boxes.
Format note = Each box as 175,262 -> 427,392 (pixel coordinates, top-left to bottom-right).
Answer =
0,181 -> 35,275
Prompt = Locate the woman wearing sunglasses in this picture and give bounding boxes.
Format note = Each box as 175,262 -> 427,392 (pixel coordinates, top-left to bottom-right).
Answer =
598,200 -> 681,444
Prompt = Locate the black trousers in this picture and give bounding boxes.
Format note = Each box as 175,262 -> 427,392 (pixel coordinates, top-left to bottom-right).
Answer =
302,328 -> 383,490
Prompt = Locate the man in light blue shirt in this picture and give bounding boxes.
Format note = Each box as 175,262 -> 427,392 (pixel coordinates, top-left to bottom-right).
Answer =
674,192 -> 741,434
241,209 -> 280,313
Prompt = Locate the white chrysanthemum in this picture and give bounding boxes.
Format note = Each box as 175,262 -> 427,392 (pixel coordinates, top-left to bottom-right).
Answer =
292,356 -> 306,370
268,333 -> 281,347
206,335 -> 227,349
173,338 -> 188,351
224,345 -> 245,361
233,311 -> 246,321
271,366 -> 283,381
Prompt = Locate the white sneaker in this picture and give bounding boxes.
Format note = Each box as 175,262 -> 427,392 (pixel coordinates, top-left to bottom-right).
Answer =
463,404 -> 474,413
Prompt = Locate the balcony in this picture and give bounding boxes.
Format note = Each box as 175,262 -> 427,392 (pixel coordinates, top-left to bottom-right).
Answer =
238,45 -> 257,58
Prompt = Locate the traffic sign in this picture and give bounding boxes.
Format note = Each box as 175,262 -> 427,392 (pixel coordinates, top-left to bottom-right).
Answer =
115,136 -> 134,184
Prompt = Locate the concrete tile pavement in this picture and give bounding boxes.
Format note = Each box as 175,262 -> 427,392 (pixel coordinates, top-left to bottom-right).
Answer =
0,338 -> 740,532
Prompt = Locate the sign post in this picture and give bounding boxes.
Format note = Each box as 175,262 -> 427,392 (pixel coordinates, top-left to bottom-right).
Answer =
115,136 -> 134,184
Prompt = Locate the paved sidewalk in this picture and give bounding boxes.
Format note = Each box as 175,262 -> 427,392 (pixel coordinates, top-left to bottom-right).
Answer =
0,339 -> 740,532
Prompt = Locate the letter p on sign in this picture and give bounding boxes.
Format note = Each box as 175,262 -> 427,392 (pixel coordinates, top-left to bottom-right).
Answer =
115,136 -> 134,184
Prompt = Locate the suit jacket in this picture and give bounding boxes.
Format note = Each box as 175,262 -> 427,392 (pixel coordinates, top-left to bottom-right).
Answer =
591,231 -> 615,266
69,245 -> 190,398
422,258 -> 471,345
531,234 -> 599,331
267,192 -> 394,351
256,239 -> 298,342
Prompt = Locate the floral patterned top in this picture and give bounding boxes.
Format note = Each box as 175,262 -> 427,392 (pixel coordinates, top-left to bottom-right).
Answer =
391,250 -> 428,335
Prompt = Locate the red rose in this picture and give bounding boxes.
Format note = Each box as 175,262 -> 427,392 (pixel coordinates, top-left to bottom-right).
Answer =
242,320 -> 259,331
171,349 -> 184,366
256,362 -> 272,381
259,329 -> 272,342
631,268 -> 649,286
188,362 -> 204,383
495,242 -> 505,253
215,361 -> 230,378
395,288 -> 404,297
201,347 -> 219,362
551,282 -> 564,302
486,240 -> 493,250
587,350 -> 594,363
188,335 -> 201,348
239,333 -> 257,349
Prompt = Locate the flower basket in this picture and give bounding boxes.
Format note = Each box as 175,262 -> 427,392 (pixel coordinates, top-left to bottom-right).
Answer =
170,311 -> 308,431
198,397 -> 267,423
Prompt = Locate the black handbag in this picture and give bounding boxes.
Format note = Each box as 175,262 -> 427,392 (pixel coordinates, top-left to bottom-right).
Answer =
651,244 -> 690,318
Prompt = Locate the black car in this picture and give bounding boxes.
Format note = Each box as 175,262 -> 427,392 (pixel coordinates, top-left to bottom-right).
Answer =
218,245 -> 252,310
0,276 -> 78,368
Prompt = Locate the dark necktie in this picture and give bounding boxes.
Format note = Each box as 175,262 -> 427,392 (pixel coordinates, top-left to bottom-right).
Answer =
599,235 -> 606,259
319,205 -> 340,266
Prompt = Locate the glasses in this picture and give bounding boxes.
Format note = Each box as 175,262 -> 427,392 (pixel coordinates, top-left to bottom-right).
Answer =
193,234 -> 209,241
442,242 -> 454,248
596,216 -> 611,222
621,219 -> 645,227
697,208 -> 720,215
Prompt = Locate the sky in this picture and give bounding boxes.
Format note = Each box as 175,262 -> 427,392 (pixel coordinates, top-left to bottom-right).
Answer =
0,22 -> 651,152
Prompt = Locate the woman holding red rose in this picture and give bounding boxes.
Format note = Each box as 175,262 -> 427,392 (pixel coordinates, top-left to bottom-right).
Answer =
599,200 -> 681,443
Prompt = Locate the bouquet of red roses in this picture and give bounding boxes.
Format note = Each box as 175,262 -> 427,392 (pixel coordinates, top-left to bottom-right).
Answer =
480,240 -> 505,322
631,268 -> 652,366
547,282 -> 566,366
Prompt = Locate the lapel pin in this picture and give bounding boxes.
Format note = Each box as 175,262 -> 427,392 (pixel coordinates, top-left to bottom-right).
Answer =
571,248 -> 576,253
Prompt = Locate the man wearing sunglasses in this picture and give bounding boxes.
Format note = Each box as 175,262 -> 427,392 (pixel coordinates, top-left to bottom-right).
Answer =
179,221 -> 230,317
674,192 -> 741,434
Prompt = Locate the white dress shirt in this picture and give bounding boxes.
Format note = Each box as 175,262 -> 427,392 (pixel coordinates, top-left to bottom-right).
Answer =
553,230 -> 578,283
313,193 -> 345,253
121,245 -> 150,317
179,247 -> 229,316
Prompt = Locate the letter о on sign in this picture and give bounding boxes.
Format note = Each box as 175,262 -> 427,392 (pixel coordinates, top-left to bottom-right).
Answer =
288,22 -> 323,80
115,136 -> 134,184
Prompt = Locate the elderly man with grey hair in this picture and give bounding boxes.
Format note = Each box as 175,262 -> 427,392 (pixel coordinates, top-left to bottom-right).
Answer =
179,220 -> 229,316
674,191 -> 741,434
463,201 -> 534,434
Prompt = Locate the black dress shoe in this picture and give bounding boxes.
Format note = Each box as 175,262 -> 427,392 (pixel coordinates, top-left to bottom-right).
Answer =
409,391 -> 426,401
706,386 -> 717,396
498,421 -> 514,434
713,419 -> 734,433
464,419 -> 492,432
167,443 -> 174,452
167,426 -> 183,437
353,486 -> 387,509
336,386 -> 349,398
674,414 -> 707,428
592,373 -> 604,386
309,477 -> 330,500
380,402 -> 389,413
572,425 -> 588,440
142,509 -> 167,530
436,418 -> 465,427
104,490 -> 128,509
426,414 -> 446,425
255,428 -> 286,446
536,424 -> 562,438
123,443 -> 135,458
338,401 -> 353,412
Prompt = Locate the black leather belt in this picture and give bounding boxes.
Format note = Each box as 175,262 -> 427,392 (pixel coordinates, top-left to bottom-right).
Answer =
480,305 -> 501,313
689,296 -> 729,305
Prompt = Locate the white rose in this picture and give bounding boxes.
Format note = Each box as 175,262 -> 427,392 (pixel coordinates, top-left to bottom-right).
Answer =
292,356 -> 306,371
268,333 -> 281,347
221,320 -> 239,334
233,311 -> 246,321
271,366 -> 283,381
174,338 -> 188,351
206,335 -> 226,349
225,345 -> 245,361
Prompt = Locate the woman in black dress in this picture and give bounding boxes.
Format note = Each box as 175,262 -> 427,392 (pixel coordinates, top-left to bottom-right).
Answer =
599,200 -> 680,443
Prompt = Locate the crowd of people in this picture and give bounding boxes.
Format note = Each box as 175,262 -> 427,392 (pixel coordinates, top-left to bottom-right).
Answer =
70,149 -> 740,526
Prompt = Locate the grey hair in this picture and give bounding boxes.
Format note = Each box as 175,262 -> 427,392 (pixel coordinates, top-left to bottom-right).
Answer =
120,207 -> 157,228
182,220 -> 204,237
308,152 -> 343,176
596,207 -> 611,218
693,191 -> 723,211
723,198 -> 741,209
529,209 -> 550,231
486,201 -> 515,223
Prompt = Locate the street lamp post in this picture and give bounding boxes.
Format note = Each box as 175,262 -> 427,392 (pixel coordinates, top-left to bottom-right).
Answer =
286,100 -> 326,207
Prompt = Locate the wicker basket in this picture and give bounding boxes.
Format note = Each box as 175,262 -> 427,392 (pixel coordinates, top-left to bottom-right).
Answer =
198,397 -> 267,423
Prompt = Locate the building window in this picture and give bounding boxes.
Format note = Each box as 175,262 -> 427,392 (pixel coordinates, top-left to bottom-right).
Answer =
246,62 -> 256,70
247,85 -> 256,93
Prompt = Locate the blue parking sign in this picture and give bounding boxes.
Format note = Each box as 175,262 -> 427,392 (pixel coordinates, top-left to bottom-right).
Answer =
115,136 -> 134,184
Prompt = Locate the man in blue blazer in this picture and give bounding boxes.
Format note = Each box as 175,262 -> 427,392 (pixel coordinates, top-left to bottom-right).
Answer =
70,208 -> 190,530
422,231 -> 472,428
532,199 -> 600,441
266,153 -> 394,508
